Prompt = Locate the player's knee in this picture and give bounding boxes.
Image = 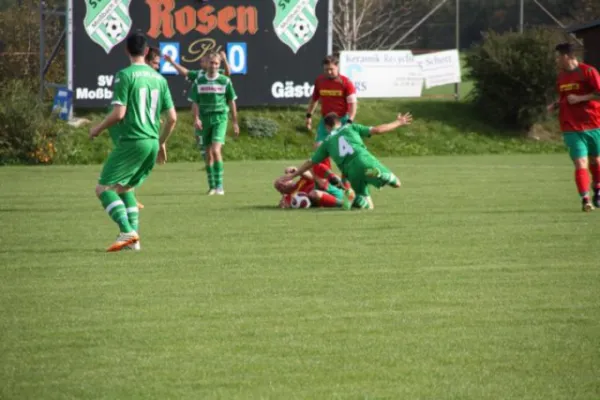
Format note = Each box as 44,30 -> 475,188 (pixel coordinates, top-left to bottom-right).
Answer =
95,184 -> 109,198
115,184 -> 131,194
574,157 -> 588,169
308,190 -> 320,202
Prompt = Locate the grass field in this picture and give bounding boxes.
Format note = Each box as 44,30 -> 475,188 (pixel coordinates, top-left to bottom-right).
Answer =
1,155 -> 599,399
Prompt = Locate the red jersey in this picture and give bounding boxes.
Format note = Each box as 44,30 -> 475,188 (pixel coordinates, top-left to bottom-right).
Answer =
281,177 -> 314,208
557,63 -> 600,132
312,74 -> 357,117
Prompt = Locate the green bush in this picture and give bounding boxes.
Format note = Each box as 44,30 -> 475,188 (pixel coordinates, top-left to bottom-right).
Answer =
465,28 -> 567,132
243,116 -> 279,138
0,80 -> 63,165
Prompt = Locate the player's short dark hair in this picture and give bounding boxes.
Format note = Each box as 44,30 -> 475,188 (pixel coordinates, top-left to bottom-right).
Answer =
322,55 -> 339,66
323,112 -> 340,127
555,42 -> 575,56
126,33 -> 147,57
145,46 -> 160,62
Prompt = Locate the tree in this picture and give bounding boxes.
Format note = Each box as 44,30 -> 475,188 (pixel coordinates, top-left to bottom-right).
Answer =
332,0 -> 419,51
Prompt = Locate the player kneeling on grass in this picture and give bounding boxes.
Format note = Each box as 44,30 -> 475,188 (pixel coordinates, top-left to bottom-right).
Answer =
283,112 -> 412,210
89,33 -> 177,252
274,163 -> 344,209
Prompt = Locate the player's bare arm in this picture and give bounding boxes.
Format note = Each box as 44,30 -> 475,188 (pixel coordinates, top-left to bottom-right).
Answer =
347,96 -> 358,121
219,51 -> 231,76
284,160 -> 315,181
567,92 -> 600,104
192,103 -> 202,131
89,105 -> 126,139
157,107 -> 177,164
306,98 -> 318,130
163,54 -> 190,77
229,100 -> 240,137
370,113 -> 413,135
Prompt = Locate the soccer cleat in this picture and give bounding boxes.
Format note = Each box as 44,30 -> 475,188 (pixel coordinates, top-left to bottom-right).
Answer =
126,241 -> 141,251
342,187 -> 356,210
106,231 -> 139,252
136,200 -> 144,210
328,174 -> 343,188
593,188 -> 600,208
582,197 -> 594,212
207,189 -> 216,196
215,187 -> 225,195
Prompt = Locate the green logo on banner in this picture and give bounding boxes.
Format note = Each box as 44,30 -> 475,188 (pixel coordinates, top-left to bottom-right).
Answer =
273,0 -> 319,53
84,0 -> 132,54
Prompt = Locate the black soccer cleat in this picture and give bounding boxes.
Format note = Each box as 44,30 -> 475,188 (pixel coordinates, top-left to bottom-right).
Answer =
328,174 -> 343,188
593,188 -> 600,208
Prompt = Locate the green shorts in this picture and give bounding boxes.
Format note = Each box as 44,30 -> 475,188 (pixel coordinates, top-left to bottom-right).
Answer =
109,127 -> 119,146
344,154 -> 393,207
316,114 -> 350,143
98,139 -> 159,188
563,129 -> 600,160
196,112 -> 228,150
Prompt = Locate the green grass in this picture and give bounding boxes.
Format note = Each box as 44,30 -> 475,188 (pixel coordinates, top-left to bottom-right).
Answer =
1,155 -> 599,399
57,98 -> 562,165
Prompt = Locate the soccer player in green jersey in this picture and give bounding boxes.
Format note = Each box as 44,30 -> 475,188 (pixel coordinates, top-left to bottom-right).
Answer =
89,33 -> 177,252
106,46 -> 161,213
163,51 -> 231,162
188,52 -> 239,195
284,112 -> 412,210
163,50 -> 231,81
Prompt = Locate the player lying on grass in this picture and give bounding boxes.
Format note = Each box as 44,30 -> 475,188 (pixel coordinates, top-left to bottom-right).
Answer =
274,163 -> 344,208
104,46 -> 162,212
90,33 -> 177,252
283,112 -> 412,210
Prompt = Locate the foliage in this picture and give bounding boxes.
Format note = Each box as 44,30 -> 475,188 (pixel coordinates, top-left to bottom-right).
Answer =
46,99 -> 564,165
242,116 -> 279,138
0,2 -> 65,98
465,28 -> 570,132
0,80 -> 63,165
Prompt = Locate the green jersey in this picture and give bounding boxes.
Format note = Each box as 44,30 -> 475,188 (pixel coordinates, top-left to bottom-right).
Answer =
188,73 -> 237,115
187,68 -> 225,83
111,63 -> 174,140
311,123 -> 373,173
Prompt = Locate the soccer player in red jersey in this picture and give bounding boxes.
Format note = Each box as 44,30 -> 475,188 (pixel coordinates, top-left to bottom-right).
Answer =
549,43 -> 600,211
306,55 -> 358,148
274,163 -> 344,209
305,55 -> 356,188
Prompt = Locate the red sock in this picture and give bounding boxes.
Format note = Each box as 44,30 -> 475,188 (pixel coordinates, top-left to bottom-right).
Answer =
590,163 -> 600,189
575,168 -> 591,197
319,193 -> 340,207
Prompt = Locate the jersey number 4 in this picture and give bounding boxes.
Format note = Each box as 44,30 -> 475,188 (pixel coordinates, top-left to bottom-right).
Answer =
338,136 -> 354,157
139,88 -> 159,125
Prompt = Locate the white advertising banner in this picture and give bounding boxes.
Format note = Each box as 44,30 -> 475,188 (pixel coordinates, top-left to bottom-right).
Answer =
339,50 -> 424,98
414,49 -> 462,89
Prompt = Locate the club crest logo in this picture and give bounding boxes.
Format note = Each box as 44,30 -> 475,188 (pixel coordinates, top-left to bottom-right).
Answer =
273,0 -> 319,53
84,0 -> 132,54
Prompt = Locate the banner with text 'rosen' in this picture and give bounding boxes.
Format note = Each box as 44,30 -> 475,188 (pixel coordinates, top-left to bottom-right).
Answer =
73,0 -> 330,108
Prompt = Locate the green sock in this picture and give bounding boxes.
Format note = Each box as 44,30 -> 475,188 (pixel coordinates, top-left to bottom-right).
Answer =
214,161 -> 224,188
99,191 -> 133,233
380,172 -> 399,187
354,196 -> 369,209
206,164 -> 215,189
119,191 -> 139,232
